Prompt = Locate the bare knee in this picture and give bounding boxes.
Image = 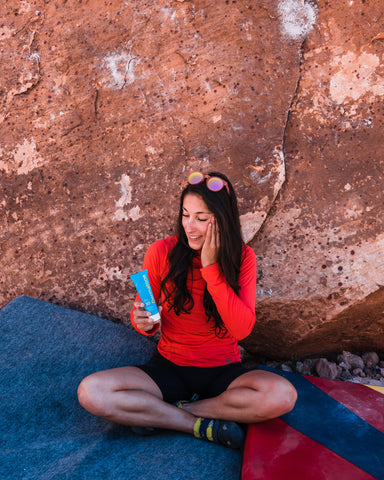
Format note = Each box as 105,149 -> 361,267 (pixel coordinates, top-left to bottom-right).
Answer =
248,374 -> 298,422
275,379 -> 297,416
256,377 -> 297,422
77,373 -> 110,418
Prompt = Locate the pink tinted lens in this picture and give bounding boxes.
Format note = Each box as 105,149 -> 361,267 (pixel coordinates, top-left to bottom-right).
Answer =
188,171 -> 204,185
207,177 -> 224,191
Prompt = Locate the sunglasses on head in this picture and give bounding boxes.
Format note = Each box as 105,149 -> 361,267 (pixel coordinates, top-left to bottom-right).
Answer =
188,171 -> 230,195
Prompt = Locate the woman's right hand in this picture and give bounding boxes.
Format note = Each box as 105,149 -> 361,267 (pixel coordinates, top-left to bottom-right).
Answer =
132,301 -> 160,332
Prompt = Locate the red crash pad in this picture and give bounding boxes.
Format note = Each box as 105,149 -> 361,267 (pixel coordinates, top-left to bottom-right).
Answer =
242,372 -> 384,480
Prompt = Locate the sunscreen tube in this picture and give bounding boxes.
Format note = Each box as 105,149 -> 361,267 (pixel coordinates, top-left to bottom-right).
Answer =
130,269 -> 160,323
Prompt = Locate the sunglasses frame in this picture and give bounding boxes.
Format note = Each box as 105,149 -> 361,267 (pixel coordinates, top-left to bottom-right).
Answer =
188,171 -> 230,196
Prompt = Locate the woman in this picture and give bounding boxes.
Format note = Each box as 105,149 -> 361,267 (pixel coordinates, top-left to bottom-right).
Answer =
78,171 -> 297,449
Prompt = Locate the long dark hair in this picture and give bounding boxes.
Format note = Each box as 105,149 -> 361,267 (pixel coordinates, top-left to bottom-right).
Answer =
160,172 -> 245,337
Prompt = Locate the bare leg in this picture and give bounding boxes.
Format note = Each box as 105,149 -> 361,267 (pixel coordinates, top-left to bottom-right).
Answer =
181,370 -> 297,424
77,366 -> 197,433
78,367 -> 296,450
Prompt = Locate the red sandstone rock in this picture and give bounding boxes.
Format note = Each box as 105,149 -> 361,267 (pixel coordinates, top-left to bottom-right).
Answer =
0,0 -> 301,322
0,0 -> 383,359
242,0 -> 384,358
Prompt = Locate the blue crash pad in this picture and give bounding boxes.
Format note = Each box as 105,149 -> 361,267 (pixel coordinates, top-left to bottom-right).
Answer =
0,296 -> 242,480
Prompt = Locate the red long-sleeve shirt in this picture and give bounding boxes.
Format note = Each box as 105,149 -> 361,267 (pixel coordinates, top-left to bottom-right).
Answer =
130,236 -> 257,367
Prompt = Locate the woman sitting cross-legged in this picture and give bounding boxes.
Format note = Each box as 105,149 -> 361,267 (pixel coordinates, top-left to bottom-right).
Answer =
77,171 -> 297,449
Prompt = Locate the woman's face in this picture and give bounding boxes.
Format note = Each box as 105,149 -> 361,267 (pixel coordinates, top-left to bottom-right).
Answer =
182,193 -> 214,250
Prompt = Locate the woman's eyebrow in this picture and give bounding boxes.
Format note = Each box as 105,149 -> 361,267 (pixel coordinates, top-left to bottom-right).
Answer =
182,207 -> 211,215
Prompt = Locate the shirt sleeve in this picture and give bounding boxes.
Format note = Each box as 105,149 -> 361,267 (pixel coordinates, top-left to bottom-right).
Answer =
200,246 -> 257,340
130,241 -> 164,336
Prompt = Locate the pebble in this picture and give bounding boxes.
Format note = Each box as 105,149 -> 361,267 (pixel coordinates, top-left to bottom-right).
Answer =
315,358 -> 340,380
246,350 -> 384,386
362,352 -> 379,369
337,351 -> 365,370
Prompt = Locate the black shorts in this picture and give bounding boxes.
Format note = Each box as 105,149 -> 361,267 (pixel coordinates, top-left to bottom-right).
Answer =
138,352 -> 252,404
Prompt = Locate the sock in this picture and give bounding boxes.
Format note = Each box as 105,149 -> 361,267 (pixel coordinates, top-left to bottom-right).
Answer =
174,393 -> 199,409
193,417 -> 245,449
193,417 -> 214,441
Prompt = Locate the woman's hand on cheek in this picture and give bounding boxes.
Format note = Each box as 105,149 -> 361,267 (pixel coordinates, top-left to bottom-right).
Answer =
201,218 -> 220,268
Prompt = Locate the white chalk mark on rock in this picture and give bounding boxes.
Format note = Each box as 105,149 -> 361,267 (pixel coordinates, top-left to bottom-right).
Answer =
243,148 -> 286,243
278,0 -> 317,41
115,174 -> 132,208
0,138 -> 45,175
102,52 -> 139,89
114,174 -> 143,221
330,52 -> 384,104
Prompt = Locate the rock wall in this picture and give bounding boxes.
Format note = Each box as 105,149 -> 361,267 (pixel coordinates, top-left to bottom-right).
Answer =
242,0 -> 384,357
1,0 -> 383,358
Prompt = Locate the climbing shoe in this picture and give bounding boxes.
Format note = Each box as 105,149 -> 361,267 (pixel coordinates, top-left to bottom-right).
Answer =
193,417 -> 245,450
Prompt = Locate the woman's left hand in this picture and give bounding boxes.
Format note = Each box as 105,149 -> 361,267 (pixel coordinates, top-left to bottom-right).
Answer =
201,217 -> 220,267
